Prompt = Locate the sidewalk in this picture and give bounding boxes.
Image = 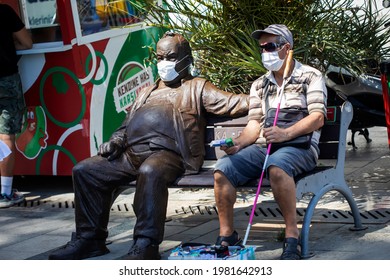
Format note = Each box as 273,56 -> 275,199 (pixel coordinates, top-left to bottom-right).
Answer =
0,127 -> 389,260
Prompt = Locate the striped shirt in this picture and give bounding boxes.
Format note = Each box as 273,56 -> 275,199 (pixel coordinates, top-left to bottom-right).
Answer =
248,60 -> 327,148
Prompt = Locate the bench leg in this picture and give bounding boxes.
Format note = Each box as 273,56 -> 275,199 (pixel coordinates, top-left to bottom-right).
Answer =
336,185 -> 368,232
300,183 -> 367,259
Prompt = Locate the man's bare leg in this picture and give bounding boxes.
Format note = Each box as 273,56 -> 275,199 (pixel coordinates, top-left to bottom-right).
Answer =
0,134 -> 16,177
214,170 -> 237,237
269,166 -> 301,259
268,166 -> 299,239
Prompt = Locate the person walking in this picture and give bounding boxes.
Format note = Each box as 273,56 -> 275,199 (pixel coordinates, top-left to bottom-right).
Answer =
0,3 -> 33,208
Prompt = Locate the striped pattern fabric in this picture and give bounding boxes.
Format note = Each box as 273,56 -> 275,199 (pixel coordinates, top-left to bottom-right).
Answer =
248,60 -> 327,146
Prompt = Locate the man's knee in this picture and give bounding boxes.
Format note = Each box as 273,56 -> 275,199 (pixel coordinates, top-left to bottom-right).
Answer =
72,161 -> 86,177
269,166 -> 287,180
72,157 -> 98,178
269,166 -> 295,192
139,152 -> 184,182
214,170 -> 236,206
214,170 -> 227,187
138,163 -> 154,176
214,170 -> 236,192
138,159 -> 164,180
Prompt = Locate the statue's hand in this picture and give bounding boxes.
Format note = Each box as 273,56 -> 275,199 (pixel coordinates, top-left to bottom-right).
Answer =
98,139 -> 125,161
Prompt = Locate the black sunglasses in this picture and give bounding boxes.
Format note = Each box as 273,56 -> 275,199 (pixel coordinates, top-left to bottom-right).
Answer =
260,42 -> 286,52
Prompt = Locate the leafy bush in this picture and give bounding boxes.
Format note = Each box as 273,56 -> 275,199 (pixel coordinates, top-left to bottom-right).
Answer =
129,0 -> 390,93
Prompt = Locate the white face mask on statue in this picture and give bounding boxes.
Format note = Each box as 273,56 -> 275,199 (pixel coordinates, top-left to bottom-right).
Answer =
157,56 -> 190,82
261,50 -> 285,71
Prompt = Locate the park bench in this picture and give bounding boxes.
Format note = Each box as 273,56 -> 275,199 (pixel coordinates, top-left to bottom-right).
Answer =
129,101 -> 366,258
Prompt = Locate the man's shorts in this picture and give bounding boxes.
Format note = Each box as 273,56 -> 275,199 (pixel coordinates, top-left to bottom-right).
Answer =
0,73 -> 26,135
214,144 -> 318,187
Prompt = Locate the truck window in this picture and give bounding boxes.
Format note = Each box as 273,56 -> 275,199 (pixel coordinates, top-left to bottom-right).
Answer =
18,0 -> 62,43
77,0 -> 143,36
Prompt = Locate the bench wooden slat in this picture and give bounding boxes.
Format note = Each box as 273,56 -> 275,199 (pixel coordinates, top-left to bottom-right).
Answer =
174,169 -> 215,186
206,115 -> 248,126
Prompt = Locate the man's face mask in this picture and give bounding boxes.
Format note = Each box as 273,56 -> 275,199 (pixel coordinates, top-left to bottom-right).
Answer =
261,45 -> 286,71
157,55 -> 190,82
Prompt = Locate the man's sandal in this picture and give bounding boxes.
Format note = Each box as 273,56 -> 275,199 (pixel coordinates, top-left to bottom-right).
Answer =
280,237 -> 301,260
215,230 -> 243,247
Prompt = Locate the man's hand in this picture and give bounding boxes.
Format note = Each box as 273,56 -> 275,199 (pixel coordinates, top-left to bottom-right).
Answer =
220,144 -> 240,155
263,126 -> 289,144
220,119 -> 261,155
98,139 -> 126,161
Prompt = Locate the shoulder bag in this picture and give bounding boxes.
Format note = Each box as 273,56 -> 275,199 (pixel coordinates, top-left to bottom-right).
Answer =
264,107 -> 312,152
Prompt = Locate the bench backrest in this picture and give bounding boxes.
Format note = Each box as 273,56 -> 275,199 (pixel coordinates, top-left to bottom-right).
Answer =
204,101 -> 353,163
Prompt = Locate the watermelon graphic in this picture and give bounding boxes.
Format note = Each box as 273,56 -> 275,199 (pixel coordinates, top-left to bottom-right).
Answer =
16,106 -> 48,159
113,62 -> 153,113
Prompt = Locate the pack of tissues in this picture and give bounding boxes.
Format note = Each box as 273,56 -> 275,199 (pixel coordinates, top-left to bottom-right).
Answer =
168,243 -> 256,260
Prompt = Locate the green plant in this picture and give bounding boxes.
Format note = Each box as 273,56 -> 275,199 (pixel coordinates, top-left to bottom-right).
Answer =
128,0 -> 390,93
276,227 -> 286,242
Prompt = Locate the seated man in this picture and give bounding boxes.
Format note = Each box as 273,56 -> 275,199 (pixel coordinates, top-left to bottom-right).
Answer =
213,24 -> 327,260
49,31 -> 249,260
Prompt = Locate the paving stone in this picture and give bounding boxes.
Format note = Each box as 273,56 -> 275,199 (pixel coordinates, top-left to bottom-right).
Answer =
0,127 -> 389,260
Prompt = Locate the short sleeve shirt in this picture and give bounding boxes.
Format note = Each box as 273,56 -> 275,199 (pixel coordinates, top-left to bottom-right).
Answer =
126,88 -> 180,154
248,60 -> 327,146
0,4 -> 25,77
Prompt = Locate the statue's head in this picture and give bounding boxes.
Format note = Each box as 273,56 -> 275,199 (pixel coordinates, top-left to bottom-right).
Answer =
156,31 -> 193,85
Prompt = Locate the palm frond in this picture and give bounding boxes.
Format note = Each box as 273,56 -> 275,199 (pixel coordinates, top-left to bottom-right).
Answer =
128,0 -> 390,93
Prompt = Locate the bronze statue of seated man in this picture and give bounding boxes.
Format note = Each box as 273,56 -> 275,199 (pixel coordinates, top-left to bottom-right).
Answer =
48,31 -> 249,260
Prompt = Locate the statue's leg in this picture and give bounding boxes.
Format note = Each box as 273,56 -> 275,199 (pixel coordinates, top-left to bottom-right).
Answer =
73,155 -> 136,240
132,150 -> 185,244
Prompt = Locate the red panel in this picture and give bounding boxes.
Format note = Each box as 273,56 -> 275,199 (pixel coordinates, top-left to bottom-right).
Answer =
56,0 -> 76,44
381,74 -> 390,149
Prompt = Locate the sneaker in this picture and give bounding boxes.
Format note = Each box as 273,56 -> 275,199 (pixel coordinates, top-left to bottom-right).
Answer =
0,189 -> 25,208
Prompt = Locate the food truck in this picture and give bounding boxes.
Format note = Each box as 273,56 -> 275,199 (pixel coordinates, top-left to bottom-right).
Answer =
6,0 -> 161,175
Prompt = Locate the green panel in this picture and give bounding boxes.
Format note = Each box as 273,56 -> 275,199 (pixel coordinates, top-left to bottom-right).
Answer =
102,27 -> 163,141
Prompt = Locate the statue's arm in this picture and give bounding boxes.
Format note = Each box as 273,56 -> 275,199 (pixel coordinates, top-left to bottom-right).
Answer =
201,81 -> 249,117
